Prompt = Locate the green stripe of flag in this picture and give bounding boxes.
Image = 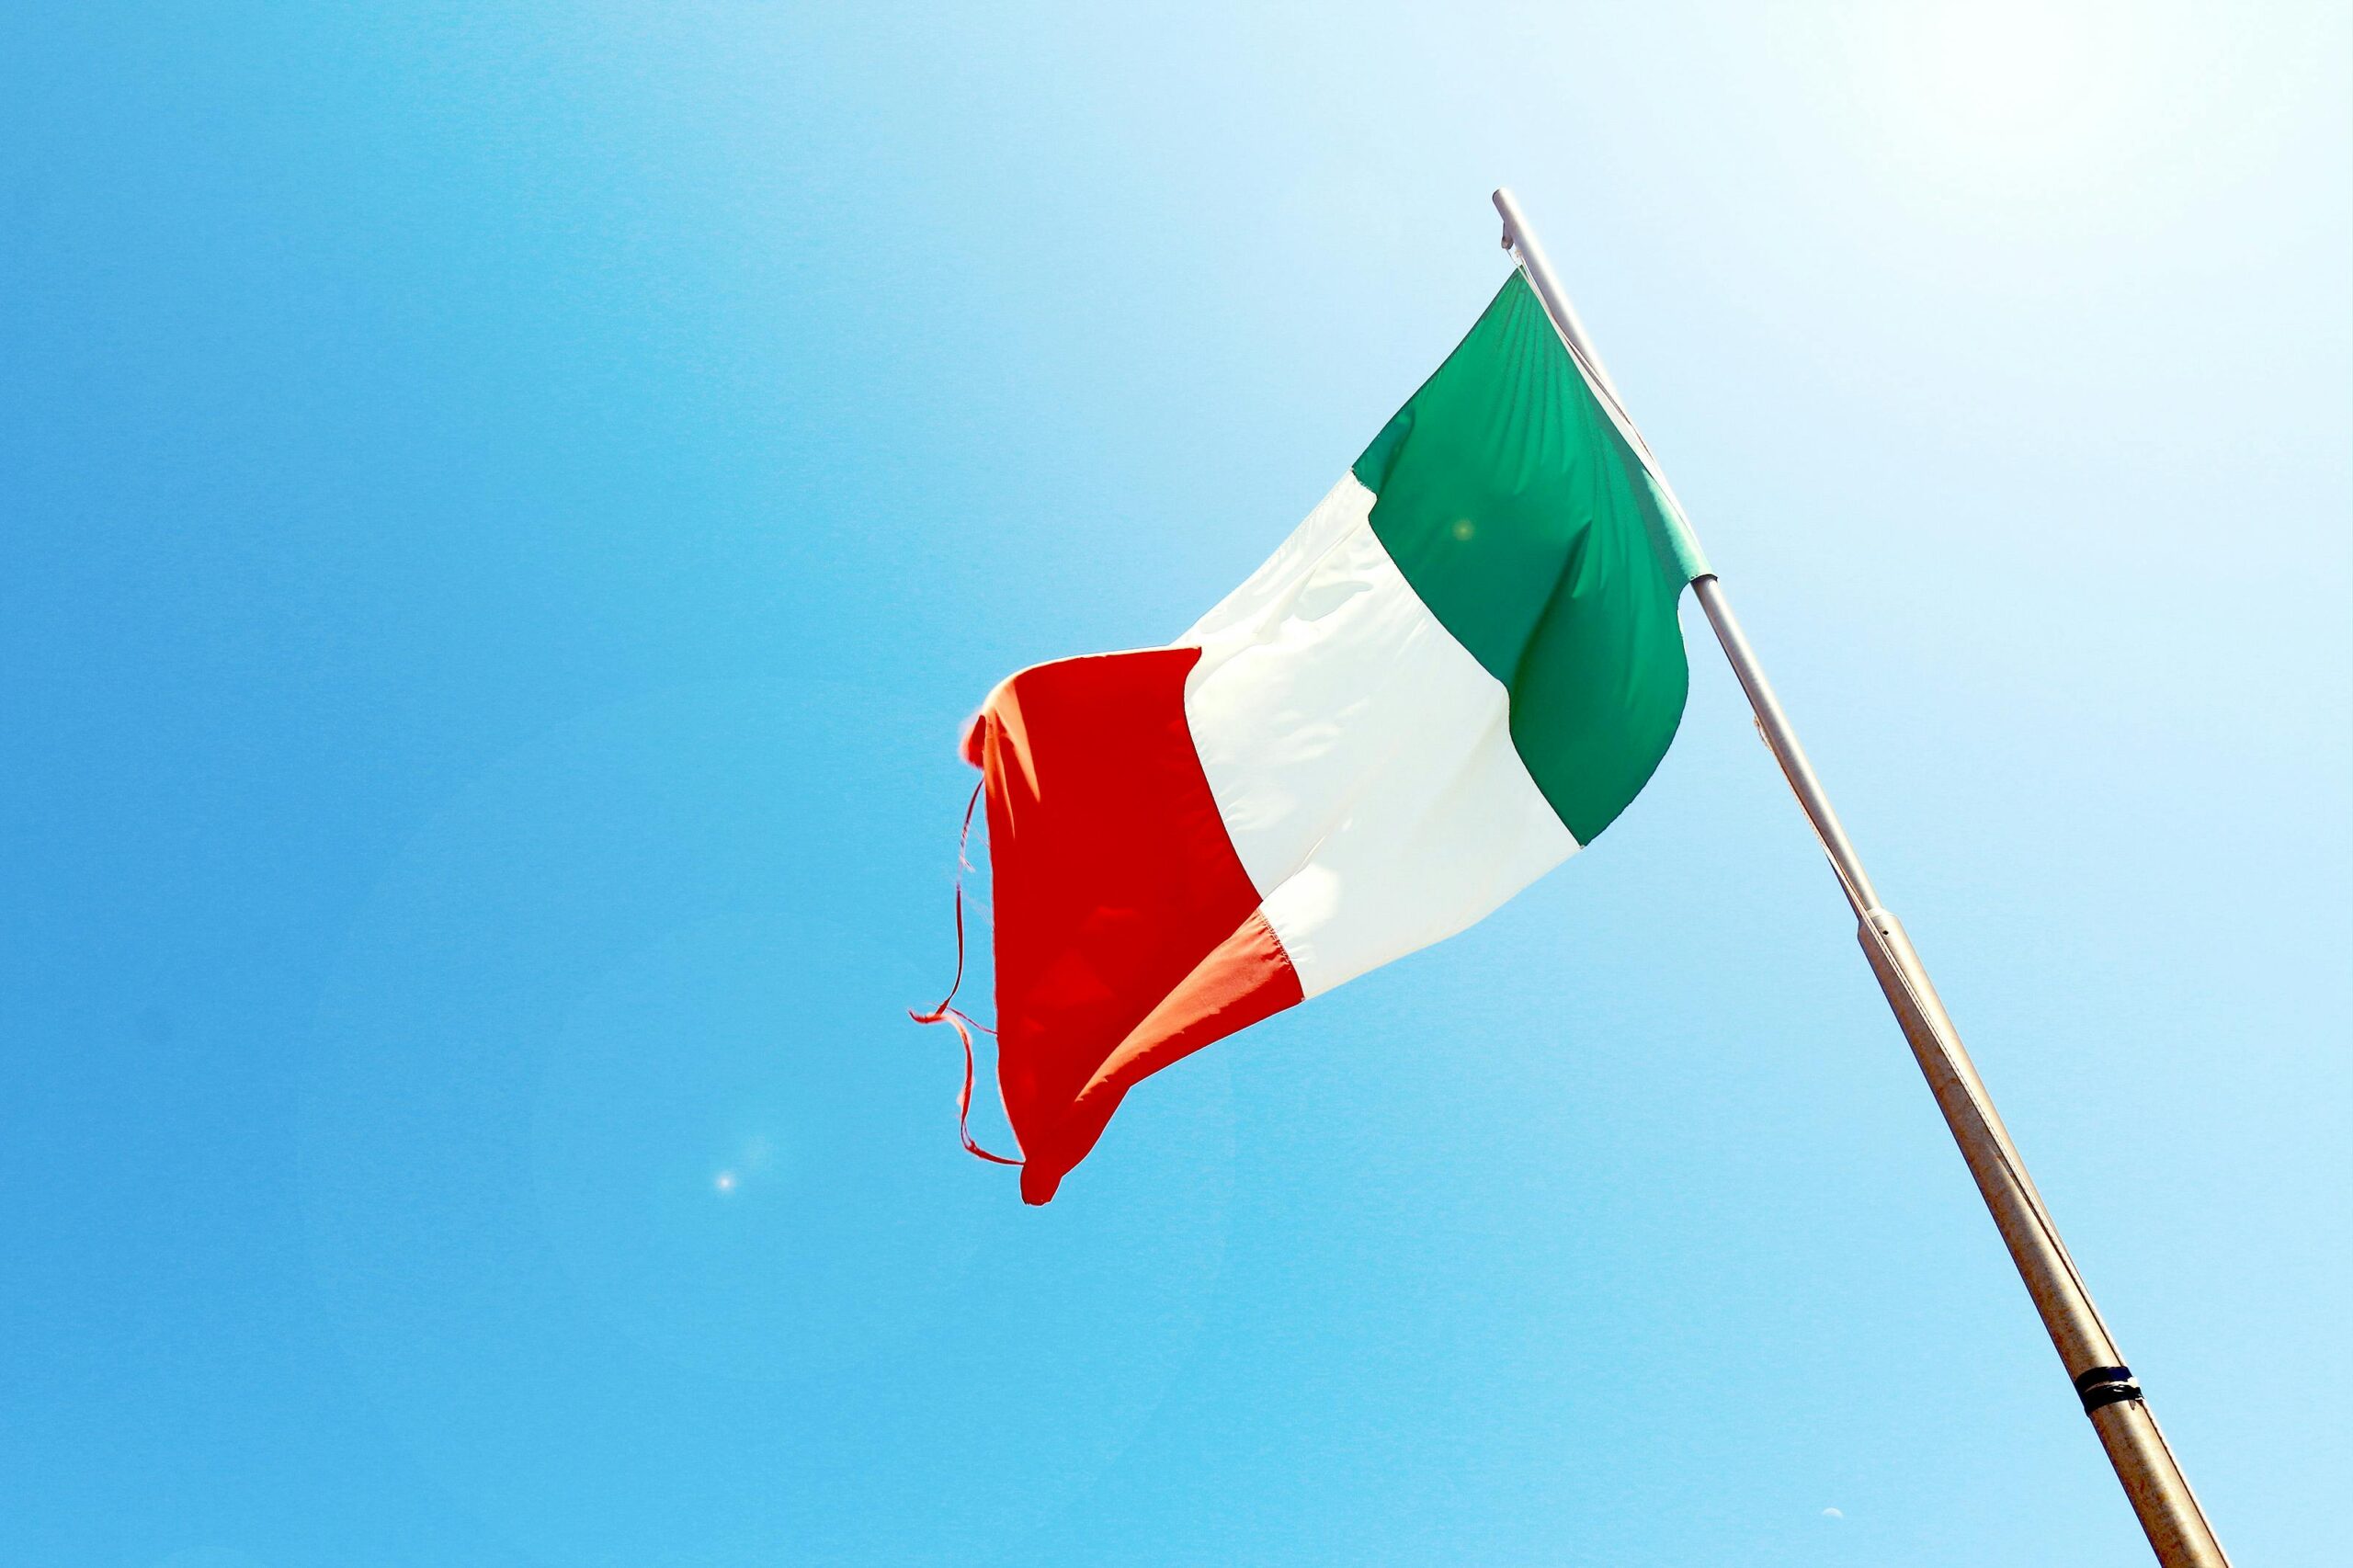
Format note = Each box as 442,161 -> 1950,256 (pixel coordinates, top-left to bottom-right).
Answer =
1352,271 -> 1702,845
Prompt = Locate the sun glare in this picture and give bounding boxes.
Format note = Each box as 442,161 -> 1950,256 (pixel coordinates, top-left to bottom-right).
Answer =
1839,0 -> 2183,205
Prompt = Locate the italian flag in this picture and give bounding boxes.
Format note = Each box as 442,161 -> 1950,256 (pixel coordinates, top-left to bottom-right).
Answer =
940,270 -> 1708,1203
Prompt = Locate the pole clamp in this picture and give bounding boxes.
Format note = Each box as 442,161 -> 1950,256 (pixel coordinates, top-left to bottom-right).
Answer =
2073,1365 -> 2143,1415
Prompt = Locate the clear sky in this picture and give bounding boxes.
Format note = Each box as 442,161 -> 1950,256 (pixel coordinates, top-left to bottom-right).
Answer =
5,5 -> 2347,1565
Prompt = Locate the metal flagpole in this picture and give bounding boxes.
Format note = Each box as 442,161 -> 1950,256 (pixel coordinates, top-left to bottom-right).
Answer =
1490,187 -> 2232,1568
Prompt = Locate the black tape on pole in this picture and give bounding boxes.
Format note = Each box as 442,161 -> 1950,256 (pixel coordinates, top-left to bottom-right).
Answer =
2073,1365 -> 2144,1415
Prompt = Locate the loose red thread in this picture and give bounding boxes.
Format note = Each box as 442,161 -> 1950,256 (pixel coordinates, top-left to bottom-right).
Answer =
908,779 -> 1021,1166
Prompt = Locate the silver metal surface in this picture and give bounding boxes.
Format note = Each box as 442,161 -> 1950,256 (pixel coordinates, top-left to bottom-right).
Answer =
1688,577 -> 1880,915
1491,187 -> 2231,1568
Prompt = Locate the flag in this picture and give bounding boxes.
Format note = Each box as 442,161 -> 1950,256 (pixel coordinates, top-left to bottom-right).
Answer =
924,268 -> 1707,1203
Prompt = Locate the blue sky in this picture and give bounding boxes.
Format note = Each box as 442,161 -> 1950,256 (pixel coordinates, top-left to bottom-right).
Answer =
4,4 -> 2346,1564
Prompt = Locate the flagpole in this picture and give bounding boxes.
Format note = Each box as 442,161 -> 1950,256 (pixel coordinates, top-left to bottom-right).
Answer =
1490,187 -> 2232,1568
